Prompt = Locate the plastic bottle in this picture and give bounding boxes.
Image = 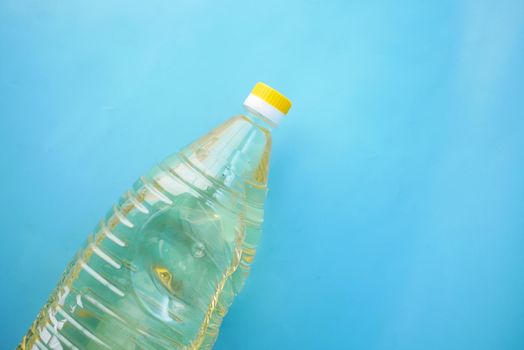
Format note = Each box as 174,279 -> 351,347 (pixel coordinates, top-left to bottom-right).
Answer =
18,82 -> 292,350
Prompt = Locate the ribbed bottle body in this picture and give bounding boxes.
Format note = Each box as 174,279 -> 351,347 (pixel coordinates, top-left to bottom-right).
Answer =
19,115 -> 271,350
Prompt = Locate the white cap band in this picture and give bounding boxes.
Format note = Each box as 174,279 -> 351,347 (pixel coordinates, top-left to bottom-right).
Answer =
243,93 -> 285,127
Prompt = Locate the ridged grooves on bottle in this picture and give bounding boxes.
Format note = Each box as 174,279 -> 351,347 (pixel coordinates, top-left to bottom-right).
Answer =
56,305 -> 110,348
178,153 -> 263,210
157,162 -> 261,227
18,188 -> 151,350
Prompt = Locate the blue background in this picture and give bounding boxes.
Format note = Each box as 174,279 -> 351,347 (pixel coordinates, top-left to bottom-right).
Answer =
1,0 -> 524,349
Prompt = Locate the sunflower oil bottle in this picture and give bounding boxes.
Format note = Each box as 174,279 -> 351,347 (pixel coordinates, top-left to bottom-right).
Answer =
18,82 -> 292,350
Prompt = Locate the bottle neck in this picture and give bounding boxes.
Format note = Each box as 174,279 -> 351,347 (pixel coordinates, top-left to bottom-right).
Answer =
243,107 -> 276,132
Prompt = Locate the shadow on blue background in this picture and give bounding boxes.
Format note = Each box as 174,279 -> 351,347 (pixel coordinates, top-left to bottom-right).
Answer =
1,0 -> 524,349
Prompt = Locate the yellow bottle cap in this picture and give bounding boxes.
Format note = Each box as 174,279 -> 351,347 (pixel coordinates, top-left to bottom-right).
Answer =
250,82 -> 292,115
243,82 -> 292,126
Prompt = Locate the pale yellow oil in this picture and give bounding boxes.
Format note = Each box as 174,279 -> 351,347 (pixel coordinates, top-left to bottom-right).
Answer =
19,114 -> 273,350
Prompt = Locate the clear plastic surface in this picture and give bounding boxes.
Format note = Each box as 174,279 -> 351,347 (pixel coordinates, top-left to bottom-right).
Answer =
18,113 -> 273,350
